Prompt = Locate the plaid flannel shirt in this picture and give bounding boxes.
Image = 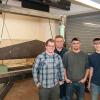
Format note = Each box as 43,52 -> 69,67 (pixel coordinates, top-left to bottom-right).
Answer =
32,52 -> 64,88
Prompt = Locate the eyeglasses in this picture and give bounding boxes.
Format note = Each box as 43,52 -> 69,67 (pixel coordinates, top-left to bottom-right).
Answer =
94,42 -> 100,45
47,45 -> 55,48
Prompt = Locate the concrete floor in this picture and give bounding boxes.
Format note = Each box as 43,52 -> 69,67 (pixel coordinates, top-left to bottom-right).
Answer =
4,78 -> 99,100
4,79 -> 39,100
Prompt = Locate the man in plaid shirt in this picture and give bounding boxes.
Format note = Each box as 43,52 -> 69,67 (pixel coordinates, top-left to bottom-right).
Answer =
32,39 -> 64,100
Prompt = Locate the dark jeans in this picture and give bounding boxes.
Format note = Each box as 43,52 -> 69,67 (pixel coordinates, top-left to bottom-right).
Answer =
66,82 -> 85,100
39,84 -> 60,100
60,82 -> 66,100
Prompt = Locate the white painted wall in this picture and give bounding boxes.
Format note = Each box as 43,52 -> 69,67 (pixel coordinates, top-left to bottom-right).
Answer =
0,13 -> 59,43
39,19 -> 59,40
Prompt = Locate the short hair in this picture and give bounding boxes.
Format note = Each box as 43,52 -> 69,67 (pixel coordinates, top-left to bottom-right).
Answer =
45,39 -> 55,46
71,37 -> 80,43
55,35 -> 63,39
93,38 -> 100,42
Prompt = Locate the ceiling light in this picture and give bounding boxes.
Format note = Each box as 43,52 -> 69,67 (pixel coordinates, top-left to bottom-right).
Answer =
83,22 -> 100,28
75,0 -> 100,9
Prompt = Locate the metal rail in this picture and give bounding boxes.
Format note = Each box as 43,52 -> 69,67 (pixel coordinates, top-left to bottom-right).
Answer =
0,67 -> 32,99
0,68 -> 32,83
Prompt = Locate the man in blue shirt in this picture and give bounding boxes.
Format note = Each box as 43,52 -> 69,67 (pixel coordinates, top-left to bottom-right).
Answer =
32,39 -> 64,100
88,38 -> 100,100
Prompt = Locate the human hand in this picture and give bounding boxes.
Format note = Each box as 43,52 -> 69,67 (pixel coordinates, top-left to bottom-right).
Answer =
65,78 -> 72,83
79,78 -> 86,84
87,82 -> 91,91
36,83 -> 41,88
59,81 -> 64,85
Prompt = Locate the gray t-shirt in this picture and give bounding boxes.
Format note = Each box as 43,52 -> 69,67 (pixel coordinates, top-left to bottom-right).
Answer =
63,51 -> 89,81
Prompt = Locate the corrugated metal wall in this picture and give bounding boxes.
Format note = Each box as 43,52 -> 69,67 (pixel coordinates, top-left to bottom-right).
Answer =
66,12 -> 100,53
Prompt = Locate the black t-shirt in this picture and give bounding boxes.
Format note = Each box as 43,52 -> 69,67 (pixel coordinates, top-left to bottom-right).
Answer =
89,52 -> 100,86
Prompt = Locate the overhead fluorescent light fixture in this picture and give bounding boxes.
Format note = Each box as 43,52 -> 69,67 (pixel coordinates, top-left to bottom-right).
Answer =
83,22 -> 100,28
75,0 -> 100,9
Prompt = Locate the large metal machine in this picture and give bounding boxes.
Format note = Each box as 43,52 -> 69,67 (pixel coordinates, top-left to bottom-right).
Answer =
0,40 -> 45,99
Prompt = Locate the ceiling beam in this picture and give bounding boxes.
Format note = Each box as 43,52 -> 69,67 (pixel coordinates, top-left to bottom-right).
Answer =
0,4 -> 61,21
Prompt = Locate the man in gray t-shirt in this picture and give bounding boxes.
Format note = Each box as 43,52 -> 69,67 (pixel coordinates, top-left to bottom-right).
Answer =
63,37 -> 89,100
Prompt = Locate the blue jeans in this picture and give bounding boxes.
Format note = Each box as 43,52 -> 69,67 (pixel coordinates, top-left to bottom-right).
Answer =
65,82 -> 85,100
61,97 -> 66,100
91,83 -> 100,100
